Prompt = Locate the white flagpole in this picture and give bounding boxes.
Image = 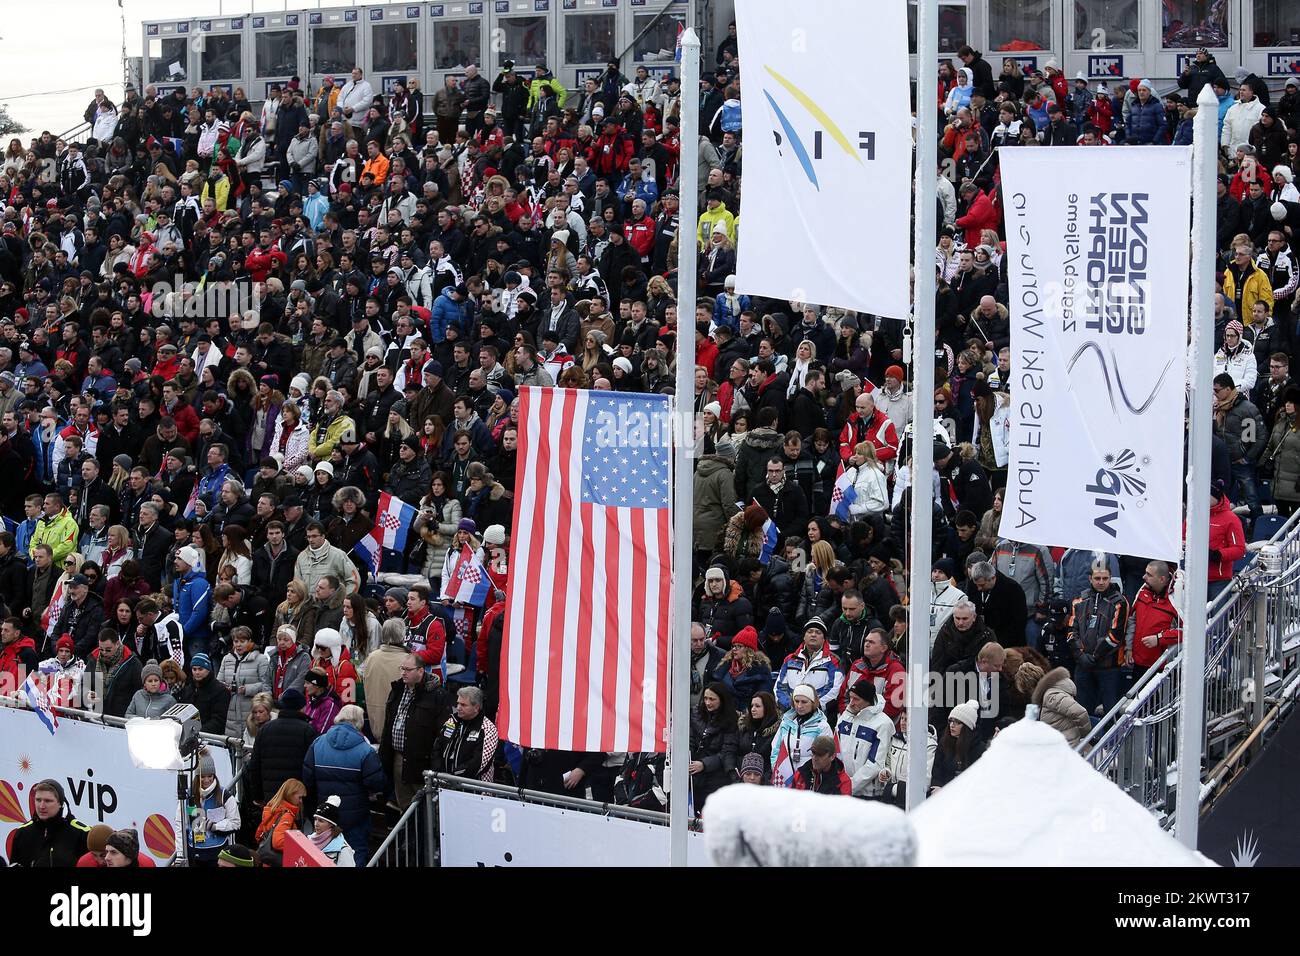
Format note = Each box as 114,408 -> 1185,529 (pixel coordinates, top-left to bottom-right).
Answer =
669,27 -> 701,868
1175,84 -> 1217,849
905,0 -> 938,812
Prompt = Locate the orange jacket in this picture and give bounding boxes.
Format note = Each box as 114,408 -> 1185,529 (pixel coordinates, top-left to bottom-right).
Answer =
256,801 -> 301,852
362,153 -> 390,185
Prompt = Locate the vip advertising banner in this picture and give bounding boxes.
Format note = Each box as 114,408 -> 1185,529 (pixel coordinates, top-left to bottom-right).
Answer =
734,0 -> 911,318
997,147 -> 1191,559
0,706 -> 181,864
438,788 -> 710,867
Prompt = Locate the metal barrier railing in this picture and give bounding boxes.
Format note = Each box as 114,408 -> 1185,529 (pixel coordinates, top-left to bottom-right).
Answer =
1078,509 -> 1300,824
366,790 -> 435,867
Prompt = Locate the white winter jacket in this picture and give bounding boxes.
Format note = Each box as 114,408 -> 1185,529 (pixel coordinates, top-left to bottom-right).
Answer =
847,463 -> 889,516
971,392 -> 1011,467
1221,98 -> 1264,150
836,699 -> 895,797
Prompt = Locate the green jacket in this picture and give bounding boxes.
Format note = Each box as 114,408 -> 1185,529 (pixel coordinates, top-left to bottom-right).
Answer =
527,72 -> 568,110
29,508 -> 79,565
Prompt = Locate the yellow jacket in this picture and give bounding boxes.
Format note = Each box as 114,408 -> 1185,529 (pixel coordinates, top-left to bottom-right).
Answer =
309,414 -> 356,462
1223,262 -> 1274,324
29,508 -> 79,565
698,203 -> 737,250
201,175 -> 231,212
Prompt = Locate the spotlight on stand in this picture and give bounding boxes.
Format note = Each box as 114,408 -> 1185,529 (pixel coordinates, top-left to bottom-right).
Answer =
125,704 -> 202,770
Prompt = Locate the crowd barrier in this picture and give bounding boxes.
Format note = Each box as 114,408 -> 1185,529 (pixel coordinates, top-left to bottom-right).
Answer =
1079,511 -> 1300,824
0,697 -> 249,865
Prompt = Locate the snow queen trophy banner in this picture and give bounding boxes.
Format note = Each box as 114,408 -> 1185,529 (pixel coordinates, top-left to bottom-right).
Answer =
997,147 -> 1191,559
734,0 -> 911,318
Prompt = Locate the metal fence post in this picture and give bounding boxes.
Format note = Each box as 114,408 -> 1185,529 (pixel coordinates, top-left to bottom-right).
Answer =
1252,585 -> 1268,752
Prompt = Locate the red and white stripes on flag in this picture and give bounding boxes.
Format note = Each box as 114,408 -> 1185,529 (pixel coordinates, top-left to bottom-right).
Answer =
499,387 -> 673,754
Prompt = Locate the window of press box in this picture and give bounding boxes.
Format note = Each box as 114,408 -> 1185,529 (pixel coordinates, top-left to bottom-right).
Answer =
373,22 -> 418,73
1073,0 -> 1140,50
312,27 -> 357,77
256,30 -> 298,78
1162,0 -> 1229,48
988,0 -> 1052,52
200,33 -> 243,81
633,12 -> 685,62
498,16 -> 548,69
1253,0 -> 1300,47
907,1 -> 968,56
433,20 -> 482,70
565,13 -> 615,65
149,38 -> 189,84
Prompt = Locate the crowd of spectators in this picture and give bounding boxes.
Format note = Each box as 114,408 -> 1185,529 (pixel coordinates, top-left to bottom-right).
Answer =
0,31 -> 1289,863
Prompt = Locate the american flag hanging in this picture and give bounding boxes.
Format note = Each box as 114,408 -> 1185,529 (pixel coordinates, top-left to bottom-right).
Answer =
499,387 -> 673,753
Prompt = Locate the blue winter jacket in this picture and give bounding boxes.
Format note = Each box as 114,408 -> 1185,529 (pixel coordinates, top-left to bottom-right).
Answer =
302,723 -> 387,828
173,568 -> 211,645
303,192 -> 329,231
429,287 -> 467,343
1126,97 -> 1167,145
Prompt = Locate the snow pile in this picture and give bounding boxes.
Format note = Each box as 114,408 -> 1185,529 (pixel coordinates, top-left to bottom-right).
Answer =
703,785 -> 917,867
909,720 -> 1215,866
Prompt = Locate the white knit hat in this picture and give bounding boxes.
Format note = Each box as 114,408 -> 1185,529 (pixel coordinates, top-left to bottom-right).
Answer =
791,684 -> 819,703
949,699 -> 980,731
176,545 -> 202,569
483,524 -> 506,546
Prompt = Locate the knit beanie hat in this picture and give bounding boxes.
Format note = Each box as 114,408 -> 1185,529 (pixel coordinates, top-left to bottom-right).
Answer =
141,660 -> 164,683
218,844 -> 256,867
949,699 -> 980,731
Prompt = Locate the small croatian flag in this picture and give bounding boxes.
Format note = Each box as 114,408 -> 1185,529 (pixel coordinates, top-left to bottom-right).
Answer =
21,675 -> 57,735
353,531 -> 382,575
831,461 -> 857,521
754,500 -> 779,565
442,544 -> 493,608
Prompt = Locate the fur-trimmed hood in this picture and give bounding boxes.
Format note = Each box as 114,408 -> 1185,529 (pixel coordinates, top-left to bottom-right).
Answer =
1031,666 -> 1078,706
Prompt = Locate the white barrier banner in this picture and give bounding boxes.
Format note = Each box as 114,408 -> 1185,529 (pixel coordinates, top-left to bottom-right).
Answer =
439,788 -> 710,867
998,146 -> 1191,559
734,0 -> 911,317
0,706 -> 181,864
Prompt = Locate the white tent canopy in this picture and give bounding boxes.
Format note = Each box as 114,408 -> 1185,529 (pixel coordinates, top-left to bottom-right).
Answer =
909,720 -> 1215,866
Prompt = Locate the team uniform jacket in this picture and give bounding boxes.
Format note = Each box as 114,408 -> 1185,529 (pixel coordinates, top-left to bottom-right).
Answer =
835,699 -> 895,797
774,646 -> 842,711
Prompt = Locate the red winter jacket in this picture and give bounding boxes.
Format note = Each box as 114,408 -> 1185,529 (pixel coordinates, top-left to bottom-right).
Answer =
0,635 -> 38,697
163,399 -> 201,445
1208,495 -> 1246,582
1086,96 -> 1114,135
838,408 -> 899,463
839,650 -> 906,719
592,127 -> 635,178
955,189 -> 999,248
1130,583 -> 1183,669
245,246 -> 288,283
624,214 -> 656,259
695,338 -> 719,380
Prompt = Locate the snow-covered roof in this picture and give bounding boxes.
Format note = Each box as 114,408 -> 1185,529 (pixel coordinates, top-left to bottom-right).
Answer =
909,720 -> 1214,866
703,785 -> 917,867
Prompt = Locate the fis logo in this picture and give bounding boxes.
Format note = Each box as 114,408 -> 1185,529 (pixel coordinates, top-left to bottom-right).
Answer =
762,65 -> 875,191
1088,55 -> 1123,78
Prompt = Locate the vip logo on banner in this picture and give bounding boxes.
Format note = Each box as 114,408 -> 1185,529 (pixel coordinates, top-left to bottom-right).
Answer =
734,0 -> 911,318
997,147 -> 1191,559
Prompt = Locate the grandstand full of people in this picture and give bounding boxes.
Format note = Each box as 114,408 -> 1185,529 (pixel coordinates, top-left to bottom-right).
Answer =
0,31 -> 1285,866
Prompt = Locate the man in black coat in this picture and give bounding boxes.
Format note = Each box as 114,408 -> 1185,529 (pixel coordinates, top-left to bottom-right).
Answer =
752,456 -> 810,542
55,575 -> 105,659
785,369 -> 827,440
244,688 -> 317,809
430,685 -> 499,780
7,779 -> 90,868
0,533 -> 29,618
962,561 -> 1028,648
75,458 -> 120,528
133,503 -> 173,592
89,629 -> 142,719
379,660 -> 449,809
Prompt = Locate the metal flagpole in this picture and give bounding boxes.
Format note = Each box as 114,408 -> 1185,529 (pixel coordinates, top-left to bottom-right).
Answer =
1175,83 -> 1217,849
669,27 -> 701,867
905,0 -> 938,813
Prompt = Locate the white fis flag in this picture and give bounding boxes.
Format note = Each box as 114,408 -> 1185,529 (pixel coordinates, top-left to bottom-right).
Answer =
997,146 -> 1191,560
734,0 -> 911,318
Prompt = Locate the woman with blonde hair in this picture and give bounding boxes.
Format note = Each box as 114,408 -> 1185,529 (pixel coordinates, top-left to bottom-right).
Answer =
244,691 -> 275,748
646,274 -> 676,324
786,339 -> 817,397
42,551 -> 85,641
710,626 -> 773,702
798,540 -> 839,619
100,526 -> 134,580
275,579 -> 309,632
847,442 -> 889,517
581,330 -> 610,374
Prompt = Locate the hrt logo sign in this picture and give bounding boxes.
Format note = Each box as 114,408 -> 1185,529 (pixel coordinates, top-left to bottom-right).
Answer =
1088,55 -> 1123,78
762,65 -> 875,192
1268,54 -> 1300,76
